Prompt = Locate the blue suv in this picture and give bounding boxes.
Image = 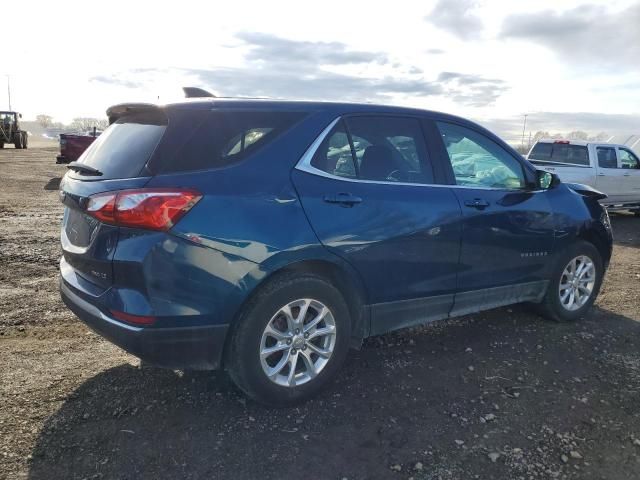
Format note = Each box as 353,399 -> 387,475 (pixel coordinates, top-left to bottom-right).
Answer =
59,98 -> 613,405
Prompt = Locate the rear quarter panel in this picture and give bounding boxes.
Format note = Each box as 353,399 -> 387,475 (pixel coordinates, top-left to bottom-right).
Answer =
131,112 -> 357,326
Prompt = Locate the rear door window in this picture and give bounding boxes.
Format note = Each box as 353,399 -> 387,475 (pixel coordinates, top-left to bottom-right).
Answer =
345,116 -> 433,183
70,110 -> 167,180
597,147 -> 618,168
310,116 -> 433,184
156,111 -> 306,174
310,121 -> 357,179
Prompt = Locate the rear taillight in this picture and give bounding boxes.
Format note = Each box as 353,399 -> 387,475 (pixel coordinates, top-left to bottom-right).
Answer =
86,189 -> 201,231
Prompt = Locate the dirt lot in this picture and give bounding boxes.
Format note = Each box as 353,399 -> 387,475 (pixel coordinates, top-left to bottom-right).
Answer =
1,147 -> 640,480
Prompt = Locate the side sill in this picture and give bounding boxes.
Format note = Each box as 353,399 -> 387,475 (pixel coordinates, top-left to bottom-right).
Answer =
449,280 -> 548,318
367,281 -> 549,337
370,294 -> 453,336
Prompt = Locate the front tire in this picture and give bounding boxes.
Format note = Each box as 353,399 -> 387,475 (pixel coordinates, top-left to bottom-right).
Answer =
226,273 -> 351,406
22,133 -> 28,149
538,241 -> 603,322
13,134 -> 22,149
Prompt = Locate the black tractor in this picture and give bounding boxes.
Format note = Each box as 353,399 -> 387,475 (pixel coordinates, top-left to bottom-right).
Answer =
0,111 -> 28,149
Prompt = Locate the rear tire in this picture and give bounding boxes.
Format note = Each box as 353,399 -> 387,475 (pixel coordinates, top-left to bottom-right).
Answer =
0,142 -> 4,149
226,273 -> 351,406
537,241 -> 603,322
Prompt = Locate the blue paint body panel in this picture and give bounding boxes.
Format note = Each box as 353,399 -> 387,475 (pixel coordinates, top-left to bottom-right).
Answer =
58,98 -> 613,370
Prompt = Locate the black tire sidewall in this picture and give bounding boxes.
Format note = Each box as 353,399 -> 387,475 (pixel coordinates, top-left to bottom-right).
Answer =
228,274 -> 351,406
544,242 -> 603,321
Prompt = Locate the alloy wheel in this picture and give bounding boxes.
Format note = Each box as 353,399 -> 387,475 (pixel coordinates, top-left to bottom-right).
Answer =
259,298 -> 336,387
558,255 -> 596,311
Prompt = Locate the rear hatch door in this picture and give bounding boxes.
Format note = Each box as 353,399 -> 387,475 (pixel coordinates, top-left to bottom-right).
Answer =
59,108 -> 167,289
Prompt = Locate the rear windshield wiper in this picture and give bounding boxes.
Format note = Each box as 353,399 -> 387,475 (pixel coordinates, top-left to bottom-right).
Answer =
66,162 -> 103,176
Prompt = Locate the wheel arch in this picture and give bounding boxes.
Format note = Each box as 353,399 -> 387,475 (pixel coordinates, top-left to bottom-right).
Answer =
575,223 -> 612,268
276,258 -> 369,342
222,255 -> 369,369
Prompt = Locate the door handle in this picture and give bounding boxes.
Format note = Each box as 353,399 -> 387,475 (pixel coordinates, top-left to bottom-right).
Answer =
597,173 -> 606,176
624,173 -> 631,176
464,198 -> 490,210
323,193 -> 363,207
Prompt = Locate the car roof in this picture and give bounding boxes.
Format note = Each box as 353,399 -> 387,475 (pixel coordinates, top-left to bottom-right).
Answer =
159,97 -> 471,123
106,97 -> 507,148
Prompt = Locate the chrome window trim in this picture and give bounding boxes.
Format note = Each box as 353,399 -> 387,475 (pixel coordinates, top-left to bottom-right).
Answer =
297,117 -> 342,171
294,116 -> 544,193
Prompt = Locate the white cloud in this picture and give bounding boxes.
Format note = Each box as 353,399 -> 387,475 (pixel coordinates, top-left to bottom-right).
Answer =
2,0 -> 638,139
426,0 -> 484,40
500,3 -> 640,69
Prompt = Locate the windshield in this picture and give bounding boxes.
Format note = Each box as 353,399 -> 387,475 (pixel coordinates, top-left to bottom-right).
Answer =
1,112 -> 16,123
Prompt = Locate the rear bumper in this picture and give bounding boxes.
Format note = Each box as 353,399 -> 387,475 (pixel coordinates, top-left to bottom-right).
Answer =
60,278 -> 229,370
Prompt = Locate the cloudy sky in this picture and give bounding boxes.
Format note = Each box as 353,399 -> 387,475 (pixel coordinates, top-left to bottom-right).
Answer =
3,0 -> 639,141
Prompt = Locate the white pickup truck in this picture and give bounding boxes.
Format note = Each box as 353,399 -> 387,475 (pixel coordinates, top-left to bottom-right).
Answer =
527,139 -> 640,214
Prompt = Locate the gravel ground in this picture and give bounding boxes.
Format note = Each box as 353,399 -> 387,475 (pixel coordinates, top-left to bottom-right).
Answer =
1,148 -> 640,480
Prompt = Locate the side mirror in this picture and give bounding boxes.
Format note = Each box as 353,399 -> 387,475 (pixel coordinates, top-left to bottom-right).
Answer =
537,170 -> 559,190
18,113 -> 22,118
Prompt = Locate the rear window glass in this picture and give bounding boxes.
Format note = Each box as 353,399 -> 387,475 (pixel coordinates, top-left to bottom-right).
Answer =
72,111 -> 166,180
529,143 -> 589,166
155,111 -> 306,174
528,143 -> 552,161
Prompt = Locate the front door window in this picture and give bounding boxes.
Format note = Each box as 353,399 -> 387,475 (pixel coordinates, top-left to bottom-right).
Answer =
436,122 -> 526,190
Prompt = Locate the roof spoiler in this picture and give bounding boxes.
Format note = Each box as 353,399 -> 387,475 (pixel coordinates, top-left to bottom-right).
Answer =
106,103 -> 161,125
183,87 -> 216,98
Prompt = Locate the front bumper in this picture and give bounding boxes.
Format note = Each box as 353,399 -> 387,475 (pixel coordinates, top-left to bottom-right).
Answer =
60,278 -> 229,370
56,155 -> 69,164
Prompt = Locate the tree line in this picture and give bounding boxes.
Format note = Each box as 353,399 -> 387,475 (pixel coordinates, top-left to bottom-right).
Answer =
35,114 -> 109,132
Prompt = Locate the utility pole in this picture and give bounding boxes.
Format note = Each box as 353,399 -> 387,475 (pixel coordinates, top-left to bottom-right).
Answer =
6,75 -> 11,111
520,114 -> 528,151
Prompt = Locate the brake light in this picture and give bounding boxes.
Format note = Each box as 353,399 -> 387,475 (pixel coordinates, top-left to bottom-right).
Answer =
86,189 -> 201,231
554,140 -> 570,144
